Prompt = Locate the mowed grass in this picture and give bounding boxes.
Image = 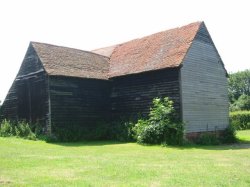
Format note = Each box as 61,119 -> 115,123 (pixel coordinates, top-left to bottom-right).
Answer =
0,131 -> 250,187
237,129 -> 250,143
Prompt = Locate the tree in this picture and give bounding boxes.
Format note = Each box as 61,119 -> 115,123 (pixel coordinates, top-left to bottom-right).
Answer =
230,94 -> 250,111
228,69 -> 250,103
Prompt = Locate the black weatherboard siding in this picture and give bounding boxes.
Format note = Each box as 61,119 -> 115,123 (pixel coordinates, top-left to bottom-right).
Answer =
49,76 -> 111,134
111,68 -> 181,120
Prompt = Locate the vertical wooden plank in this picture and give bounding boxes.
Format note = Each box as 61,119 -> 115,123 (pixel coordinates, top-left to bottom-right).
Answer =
47,76 -> 52,134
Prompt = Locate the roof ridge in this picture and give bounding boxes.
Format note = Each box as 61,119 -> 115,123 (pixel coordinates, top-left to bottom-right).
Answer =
108,21 -> 203,78
31,41 -> 110,59
92,21 -> 202,60
124,21 -> 203,43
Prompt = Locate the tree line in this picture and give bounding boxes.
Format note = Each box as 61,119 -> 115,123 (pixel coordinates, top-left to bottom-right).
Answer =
228,69 -> 250,111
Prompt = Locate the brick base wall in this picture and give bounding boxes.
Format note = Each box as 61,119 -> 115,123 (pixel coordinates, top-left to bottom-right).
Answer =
185,130 -> 225,141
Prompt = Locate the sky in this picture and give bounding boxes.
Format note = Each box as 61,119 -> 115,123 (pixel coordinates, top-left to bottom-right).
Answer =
0,0 -> 249,102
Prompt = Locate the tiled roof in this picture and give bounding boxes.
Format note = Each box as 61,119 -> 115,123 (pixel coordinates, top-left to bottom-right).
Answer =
108,22 -> 202,77
31,42 -> 109,80
32,21 -> 203,79
92,45 -> 119,58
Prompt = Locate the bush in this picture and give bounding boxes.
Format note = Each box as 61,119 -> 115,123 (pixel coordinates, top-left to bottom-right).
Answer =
0,120 -> 14,137
196,132 -> 220,145
52,124 -> 85,142
133,97 -> 184,145
0,120 -> 36,140
220,125 -> 237,143
51,120 -> 136,142
15,121 -> 36,140
194,124 -> 237,145
230,110 -> 250,130
109,120 -> 136,142
136,122 -> 163,144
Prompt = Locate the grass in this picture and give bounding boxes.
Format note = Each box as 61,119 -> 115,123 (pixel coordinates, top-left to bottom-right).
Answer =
0,131 -> 249,187
237,129 -> 250,143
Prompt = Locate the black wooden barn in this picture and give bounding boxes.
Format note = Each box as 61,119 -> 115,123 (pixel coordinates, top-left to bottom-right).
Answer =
0,22 -> 229,137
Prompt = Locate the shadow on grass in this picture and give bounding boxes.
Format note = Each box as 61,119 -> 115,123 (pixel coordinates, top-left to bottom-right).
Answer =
49,141 -> 128,147
48,139 -> 250,150
172,137 -> 250,150
238,139 -> 250,144
176,142 -> 250,150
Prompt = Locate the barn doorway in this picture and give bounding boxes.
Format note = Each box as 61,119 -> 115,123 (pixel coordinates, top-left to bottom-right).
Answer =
17,79 -> 32,122
17,75 -> 46,124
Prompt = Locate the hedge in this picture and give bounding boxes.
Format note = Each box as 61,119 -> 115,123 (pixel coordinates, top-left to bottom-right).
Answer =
230,110 -> 250,130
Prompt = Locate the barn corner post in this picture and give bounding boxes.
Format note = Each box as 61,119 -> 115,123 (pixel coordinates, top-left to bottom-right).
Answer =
26,80 -> 32,124
178,66 -> 184,123
46,75 -> 52,135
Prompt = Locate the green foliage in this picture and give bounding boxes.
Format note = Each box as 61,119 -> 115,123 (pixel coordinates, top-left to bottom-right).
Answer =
133,97 -> 184,145
230,94 -> 250,111
0,120 -> 36,140
52,124 -> 87,142
220,125 -> 237,143
196,132 -> 220,145
51,120 -> 136,142
36,134 -> 58,143
135,120 -> 164,144
230,110 -> 250,130
149,97 -> 175,122
132,119 -> 148,142
109,120 -> 136,142
15,121 -> 36,140
228,69 -> 250,103
0,120 -> 14,137
195,124 -> 237,145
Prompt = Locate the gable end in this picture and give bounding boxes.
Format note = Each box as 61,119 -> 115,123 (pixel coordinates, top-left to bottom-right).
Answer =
194,22 -> 227,76
17,43 -> 47,79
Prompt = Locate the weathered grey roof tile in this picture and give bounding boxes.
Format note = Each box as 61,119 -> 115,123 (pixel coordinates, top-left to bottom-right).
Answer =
32,42 -> 109,80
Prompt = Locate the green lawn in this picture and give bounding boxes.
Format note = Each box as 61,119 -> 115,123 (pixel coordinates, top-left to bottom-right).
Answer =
237,129 -> 250,143
0,131 -> 250,187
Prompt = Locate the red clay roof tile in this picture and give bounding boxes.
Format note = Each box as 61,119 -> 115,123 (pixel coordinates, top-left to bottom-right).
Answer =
108,22 -> 202,77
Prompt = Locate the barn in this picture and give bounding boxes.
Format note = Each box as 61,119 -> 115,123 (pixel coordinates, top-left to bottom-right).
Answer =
0,21 -> 228,138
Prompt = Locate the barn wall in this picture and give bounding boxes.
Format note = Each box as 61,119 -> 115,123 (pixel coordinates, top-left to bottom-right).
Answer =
15,72 -> 49,128
0,83 -> 18,121
180,24 -> 229,133
0,44 -> 49,132
111,68 -> 181,120
49,76 -> 110,134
